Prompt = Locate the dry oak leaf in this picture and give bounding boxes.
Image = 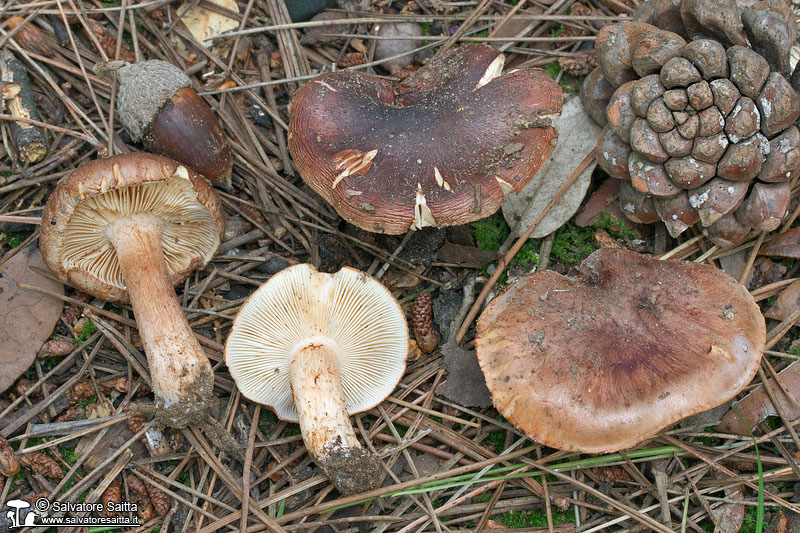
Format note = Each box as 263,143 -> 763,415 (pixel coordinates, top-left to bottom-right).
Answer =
0,244 -> 64,394
718,360 -> 800,434
502,95 -> 599,240
759,227 -> 800,258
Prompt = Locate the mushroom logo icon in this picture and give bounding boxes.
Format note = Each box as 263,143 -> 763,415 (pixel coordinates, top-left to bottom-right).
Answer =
5,499 -> 39,528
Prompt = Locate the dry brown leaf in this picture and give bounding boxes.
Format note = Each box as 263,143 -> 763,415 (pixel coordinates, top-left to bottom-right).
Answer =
765,509 -> 800,532
0,244 -> 64,394
765,278 -> 800,321
439,341 -> 492,408
575,178 -> 624,227
180,0 -> 239,48
437,242 -> 501,268
760,227 -> 800,258
502,96 -> 599,240
711,484 -> 745,533
718,361 -> 800,434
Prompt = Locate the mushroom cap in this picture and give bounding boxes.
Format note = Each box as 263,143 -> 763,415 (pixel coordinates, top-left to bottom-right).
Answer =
476,248 -> 765,453
40,153 -> 224,303
288,44 -> 563,234
225,264 -> 408,422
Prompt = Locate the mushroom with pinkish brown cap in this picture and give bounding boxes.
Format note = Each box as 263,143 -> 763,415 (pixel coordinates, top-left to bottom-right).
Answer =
475,248 -> 765,453
288,44 -> 563,234
225,264 -> 408,494
39,153 -> 224,429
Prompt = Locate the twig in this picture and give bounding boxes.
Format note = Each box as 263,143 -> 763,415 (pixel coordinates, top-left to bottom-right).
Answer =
455,151 -> 595,344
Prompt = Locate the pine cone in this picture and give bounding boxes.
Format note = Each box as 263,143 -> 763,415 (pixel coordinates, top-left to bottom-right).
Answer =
337,52 -> 366,69
126,474 -> 154,521
102,477 -> 121,517
583,0 -> 799,245
19,452 -> 63,479
411,291 -> 438,354
67,380 -> 95,403
142,472 -> 171,516
0,434 -> 19,477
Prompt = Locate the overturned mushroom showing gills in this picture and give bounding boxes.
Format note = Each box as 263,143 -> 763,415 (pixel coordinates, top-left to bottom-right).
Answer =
40,153 -> 224,427
225,264 -> 408,494
289,44 -> 562,234
476,248 -> 765,453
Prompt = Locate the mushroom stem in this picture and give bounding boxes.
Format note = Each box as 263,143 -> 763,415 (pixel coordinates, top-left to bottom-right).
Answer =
290,339 -> 382,494
108,213 -> 214,427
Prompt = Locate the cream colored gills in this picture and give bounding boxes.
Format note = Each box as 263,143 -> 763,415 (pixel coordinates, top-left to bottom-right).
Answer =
225,264 -> 409,494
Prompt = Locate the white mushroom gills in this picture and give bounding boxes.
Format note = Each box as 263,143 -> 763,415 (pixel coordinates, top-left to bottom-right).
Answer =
225,264 -> 408,494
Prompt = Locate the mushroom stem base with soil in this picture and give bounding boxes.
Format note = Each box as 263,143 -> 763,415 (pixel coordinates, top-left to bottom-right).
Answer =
108,213 -> 214,428
290,339 -> 383,495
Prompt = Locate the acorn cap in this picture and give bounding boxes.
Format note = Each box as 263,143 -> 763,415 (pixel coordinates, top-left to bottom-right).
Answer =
288,44 -> 562,234
225,264 -> 408,421
475,247 -> 765,453
40,153 -> 224,303
113,60 -> 191,143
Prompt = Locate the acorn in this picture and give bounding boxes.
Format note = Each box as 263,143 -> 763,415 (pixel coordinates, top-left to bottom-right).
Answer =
96,60 -> 232,187
582,0 -> 800,246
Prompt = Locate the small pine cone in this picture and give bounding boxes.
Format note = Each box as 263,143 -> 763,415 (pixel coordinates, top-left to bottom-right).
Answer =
102,478 -> 122,517
143,473 -> 171,516
0,434 -> 19,476
558,54 -> 597,77
126,474 -> 154,521
126,415 -> 150,446
167,429 -> 184,452
411,291 -> 438,354
107,376 -> 152,395
20,452 -> 63,479
561,4 -> 592,38
38,339 -> 74,358
67,380 -> 95,403
338,52 -> 366,68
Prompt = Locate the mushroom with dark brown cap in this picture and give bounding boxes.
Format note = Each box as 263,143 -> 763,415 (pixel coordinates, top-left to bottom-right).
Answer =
225,264 -> 408,494
288,44 -> 563,234
475,248 -> 765,453
40,153 -> 224,428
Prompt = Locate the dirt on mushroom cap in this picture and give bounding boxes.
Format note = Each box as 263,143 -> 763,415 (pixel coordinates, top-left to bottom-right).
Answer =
475,247 -> 765,453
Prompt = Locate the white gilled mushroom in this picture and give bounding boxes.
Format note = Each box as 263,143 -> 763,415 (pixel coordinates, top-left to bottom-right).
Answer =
40,153 -> 224,428
225,264 -> 408,494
